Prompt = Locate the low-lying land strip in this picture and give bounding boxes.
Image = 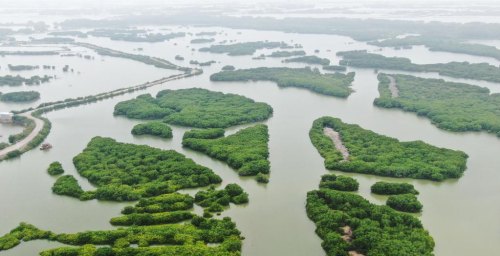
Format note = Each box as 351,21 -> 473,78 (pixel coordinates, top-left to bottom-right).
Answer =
375,73 -> 500,136
210,67 -> 355,98
337,50 -> 500,83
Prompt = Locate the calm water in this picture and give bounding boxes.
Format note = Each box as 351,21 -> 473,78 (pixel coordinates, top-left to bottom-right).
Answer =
1,26 -> 500,256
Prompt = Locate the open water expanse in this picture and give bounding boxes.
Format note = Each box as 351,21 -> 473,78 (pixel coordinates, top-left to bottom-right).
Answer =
1,26 -> 499,256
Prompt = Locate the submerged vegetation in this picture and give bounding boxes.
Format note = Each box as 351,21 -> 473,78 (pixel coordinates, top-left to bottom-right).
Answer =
210,67 -> 355,98
338,50 -> 500,83
114,88 -> 272,128
375,74 -> 500,136
182,125 -> 270,182
131,121 -> 173,139
310,117 -> 468,181
199,41 -> 289,55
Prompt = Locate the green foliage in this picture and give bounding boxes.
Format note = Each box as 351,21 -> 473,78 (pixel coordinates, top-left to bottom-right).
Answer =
47,161 -> 64,176
114,88 -> 272,128
0,217 -> 242,255
5,150 -> 21,159
310,117 -> 468,181
52,175 -> 84,198
375,74 -> 500,136
0,75 -> 52,86
7,64 -> 39,71
267,50 -> 306,57
88,29 -> 185,42
369,35 -> 500,60
256,173 -> 269,183
190,38 -> 215,44
183,128 -> 225,139
0,91 -> 40,102
121,193 -> 194,214
183,125 -> 270,180
319,174 -> 359,191
131,121 -> 173,138
323,65 -> 347,71
386,194 -> 423,213
110,211 -> 194,226
283,55 -> 330,65
210,67 -> 355,98
8,116 -> 35,144
195,184 -> 249,213
338,50 -> 500,83
67,137 -> 222,201
222,65 -> 235,71
75,42 -> 184,71
307,189 -> 434,256
371,181 -> 419,195
199,41 -> 289,55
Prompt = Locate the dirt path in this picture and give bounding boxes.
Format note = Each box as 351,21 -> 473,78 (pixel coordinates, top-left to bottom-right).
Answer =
387,75 -> 399,98
323,127 -> 349,161
0,112 -> 44,158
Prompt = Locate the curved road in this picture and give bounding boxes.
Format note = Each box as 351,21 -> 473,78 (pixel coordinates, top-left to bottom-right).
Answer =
0,70 -> 201,159
0,112 -> 44,158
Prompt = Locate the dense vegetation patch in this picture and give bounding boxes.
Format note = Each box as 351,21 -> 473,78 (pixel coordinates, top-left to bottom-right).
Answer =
283,55 -> 330,65
375,74 -> 500,136
189,60 -> 216,66
307,189 -> 434,255
88,29 -> 185,42
199,41 -> 289,55
0,91 -> 40,102
190,38 -> 215,44
7,64 -> 39,71
114,88 -> 272,128
319,174 -> 359,191
369,35 -> 500,61
131,121 -> 173,139
120,193 -> 194,215
371,181 -> 419,195
0,216 -> 242,255
0,75 -> 52,86
267,50 -> 306,58
386,194 -> 423,213
52,175 -> 84,198
195,184 -> 249,213
222,65 -> 236,71
54,137 -> 222,201
210,67 -> 355,98
323,65 -> 347,71
47,161 -> 64,176
338,50 -> 500,83
182,125 -> 270,182
310,116 -> 468,181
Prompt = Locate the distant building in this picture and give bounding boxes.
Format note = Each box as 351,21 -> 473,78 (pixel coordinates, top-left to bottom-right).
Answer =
0,112 -> 13,123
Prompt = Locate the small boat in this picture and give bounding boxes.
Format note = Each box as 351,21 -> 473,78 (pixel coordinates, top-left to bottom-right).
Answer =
40,143 -> 52,150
